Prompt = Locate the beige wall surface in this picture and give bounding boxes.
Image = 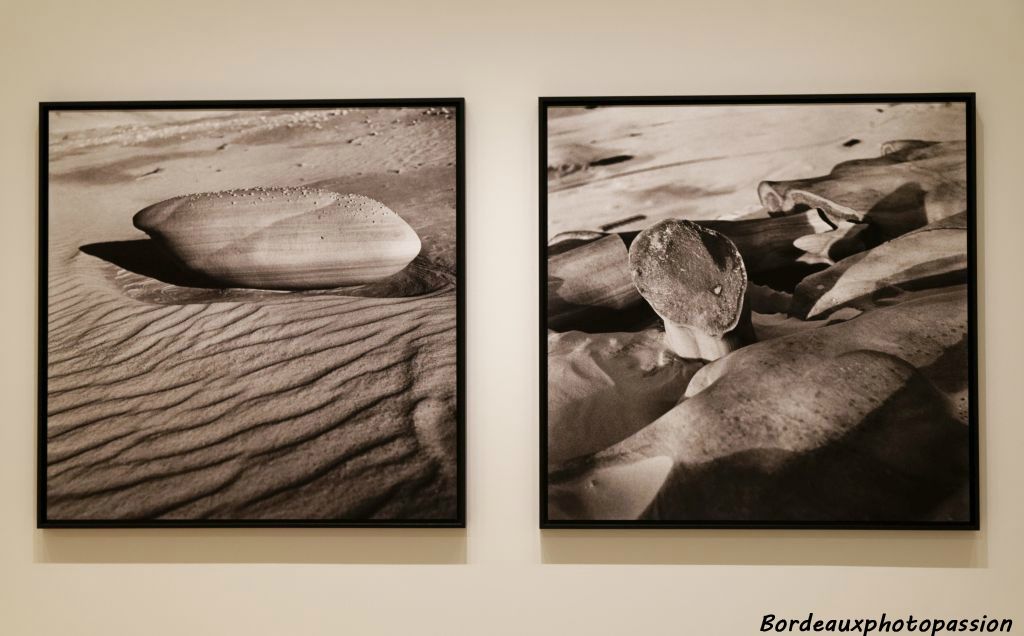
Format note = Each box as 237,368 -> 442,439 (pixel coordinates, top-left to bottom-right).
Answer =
2,1 -> 1021,634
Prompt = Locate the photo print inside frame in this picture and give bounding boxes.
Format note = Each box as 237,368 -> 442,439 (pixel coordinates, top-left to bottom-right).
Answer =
540,94 -> 977,529
40,99 -> 464,527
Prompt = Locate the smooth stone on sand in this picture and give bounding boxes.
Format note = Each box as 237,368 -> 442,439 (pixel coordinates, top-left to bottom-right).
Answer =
133,187 -> 421,290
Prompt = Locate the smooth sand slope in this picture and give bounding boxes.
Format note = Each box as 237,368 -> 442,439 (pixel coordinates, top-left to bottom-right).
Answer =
548,102 -> 968,234
46,107 -> 458,520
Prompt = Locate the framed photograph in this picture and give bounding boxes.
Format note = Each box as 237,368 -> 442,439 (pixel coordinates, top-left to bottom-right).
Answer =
540,94 -> 978,529
39,99 -> 465,527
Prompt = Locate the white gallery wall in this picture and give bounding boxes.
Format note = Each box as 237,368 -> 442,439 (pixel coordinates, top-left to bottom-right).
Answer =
1,0 -> 1021,634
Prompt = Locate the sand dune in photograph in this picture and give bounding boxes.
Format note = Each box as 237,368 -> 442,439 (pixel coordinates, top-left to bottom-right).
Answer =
46,107 -> 458,521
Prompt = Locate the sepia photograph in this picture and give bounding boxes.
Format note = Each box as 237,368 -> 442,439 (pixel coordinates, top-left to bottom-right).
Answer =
541,95 -> 977,528
39,99 -> 464,526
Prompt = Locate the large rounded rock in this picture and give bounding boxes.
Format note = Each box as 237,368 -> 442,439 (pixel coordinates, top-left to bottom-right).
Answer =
133,187 -> 421,290
548,288 -> 970,522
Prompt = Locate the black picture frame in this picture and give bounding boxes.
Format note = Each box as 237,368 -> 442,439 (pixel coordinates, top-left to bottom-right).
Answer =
38,98 -> 466,528
539,93 -> 979,530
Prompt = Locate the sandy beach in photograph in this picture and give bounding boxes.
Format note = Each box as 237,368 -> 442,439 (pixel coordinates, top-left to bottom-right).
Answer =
548,102 -> 967,234
45,106 -> 459,521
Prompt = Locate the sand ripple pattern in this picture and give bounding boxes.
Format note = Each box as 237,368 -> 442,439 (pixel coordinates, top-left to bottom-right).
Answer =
46,254 -> 458,520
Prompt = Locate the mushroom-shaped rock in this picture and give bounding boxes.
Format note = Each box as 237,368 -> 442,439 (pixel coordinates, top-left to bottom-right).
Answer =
628,219 -> 751,361
133,188 -> 421,290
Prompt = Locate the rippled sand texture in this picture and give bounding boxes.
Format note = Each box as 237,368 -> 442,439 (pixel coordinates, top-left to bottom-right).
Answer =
46,107 -> 459,521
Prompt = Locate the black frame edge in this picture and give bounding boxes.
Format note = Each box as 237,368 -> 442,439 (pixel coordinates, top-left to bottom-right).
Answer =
539,92 -> 980,531
37,102 -> 49,529
38,98 -> 467,529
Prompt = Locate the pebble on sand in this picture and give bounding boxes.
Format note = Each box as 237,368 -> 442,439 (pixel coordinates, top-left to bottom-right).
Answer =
133,187 -> 421,290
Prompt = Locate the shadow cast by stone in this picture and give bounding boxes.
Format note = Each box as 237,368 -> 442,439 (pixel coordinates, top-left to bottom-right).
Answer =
80,239 -> 220,289
80,241 -> 452,304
